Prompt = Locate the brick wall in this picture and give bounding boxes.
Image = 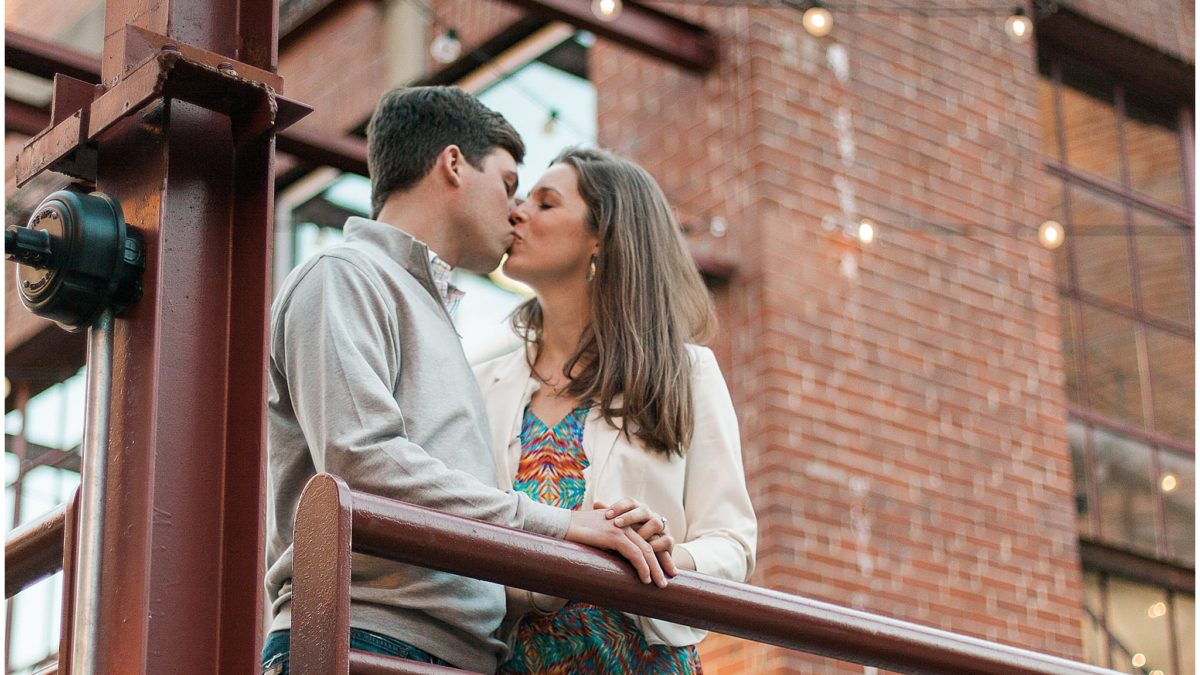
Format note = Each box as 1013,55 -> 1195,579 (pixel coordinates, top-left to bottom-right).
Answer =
278,0 -> 390,136
591,4 -> 1085,671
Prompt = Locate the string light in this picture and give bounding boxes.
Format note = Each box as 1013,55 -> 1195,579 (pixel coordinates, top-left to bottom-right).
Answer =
1038,220 -> 1064,249
802,0 -> 833,37
1148,602 -> 1168,618
1131,654 -> 1147,668
1005,6 -> 1032,43
1161,473 -> 1177,492
592,0 -> 623,22
430,27 -> 462,64
856,218 -> 876,244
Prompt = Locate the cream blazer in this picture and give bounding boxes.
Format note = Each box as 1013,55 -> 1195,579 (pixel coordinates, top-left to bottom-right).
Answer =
473,344 -> 758,647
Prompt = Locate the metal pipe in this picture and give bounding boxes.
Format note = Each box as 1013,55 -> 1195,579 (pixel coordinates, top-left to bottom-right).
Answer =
71,307 -> 114,674
3,502 -> 67,598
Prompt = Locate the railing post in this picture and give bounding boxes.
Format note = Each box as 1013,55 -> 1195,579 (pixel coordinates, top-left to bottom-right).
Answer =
58,489 -> 81,674
291,474 -> 354,674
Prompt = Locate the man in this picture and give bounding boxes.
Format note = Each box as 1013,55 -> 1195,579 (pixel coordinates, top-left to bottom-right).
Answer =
262,87 -> 672,673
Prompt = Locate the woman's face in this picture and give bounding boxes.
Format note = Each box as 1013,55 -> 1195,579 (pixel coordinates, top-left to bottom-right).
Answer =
504,163 -> 598,290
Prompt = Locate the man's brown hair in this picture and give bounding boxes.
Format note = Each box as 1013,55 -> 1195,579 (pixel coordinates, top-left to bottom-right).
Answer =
366,86 -> 525,218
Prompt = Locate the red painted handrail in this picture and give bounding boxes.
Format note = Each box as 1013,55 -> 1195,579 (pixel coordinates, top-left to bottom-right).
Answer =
290,473 -> 1119,675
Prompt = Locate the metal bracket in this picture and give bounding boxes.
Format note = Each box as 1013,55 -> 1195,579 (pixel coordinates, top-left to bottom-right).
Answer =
16,25 -> 311,187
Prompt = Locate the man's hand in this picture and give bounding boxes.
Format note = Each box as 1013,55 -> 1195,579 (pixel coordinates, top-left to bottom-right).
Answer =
566,508 -> 670,587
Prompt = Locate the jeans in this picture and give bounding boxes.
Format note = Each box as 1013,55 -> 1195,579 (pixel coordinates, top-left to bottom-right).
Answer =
261,628 -> 454,674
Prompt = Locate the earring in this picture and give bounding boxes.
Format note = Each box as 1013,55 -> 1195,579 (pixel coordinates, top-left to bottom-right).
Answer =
586,256 -> 597,282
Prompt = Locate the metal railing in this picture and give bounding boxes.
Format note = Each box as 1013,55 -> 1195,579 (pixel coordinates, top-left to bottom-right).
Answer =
290,473 -> 1120,675
5,490 -> 79,675
6,501 -> 70,599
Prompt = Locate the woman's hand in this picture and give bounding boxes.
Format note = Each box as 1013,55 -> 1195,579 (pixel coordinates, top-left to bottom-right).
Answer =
595,499 -> 678,577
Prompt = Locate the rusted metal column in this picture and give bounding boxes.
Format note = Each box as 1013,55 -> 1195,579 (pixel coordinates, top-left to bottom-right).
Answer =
12,0 -> 303,671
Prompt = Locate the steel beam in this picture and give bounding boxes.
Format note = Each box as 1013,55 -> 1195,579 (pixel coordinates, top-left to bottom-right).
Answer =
497,0 -> 717,72
6,1 -> 306,672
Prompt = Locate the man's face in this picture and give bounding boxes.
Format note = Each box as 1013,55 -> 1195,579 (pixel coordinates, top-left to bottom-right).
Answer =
456,148 -> 519,273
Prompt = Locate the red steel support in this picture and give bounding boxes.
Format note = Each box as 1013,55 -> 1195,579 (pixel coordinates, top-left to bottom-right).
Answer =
7,0 -> 306,671
497,0 -> 717,72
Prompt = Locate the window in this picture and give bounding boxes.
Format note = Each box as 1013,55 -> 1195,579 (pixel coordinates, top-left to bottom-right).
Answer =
1083,571 -> 1194,675
1041,49 -> 1194,675
5,372 -> 86,674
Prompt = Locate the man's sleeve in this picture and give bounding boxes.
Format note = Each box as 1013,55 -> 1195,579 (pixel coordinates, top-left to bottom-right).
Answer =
277,255 -> 569,538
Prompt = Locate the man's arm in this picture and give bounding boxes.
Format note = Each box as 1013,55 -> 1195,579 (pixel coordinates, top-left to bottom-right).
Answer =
278,256 -> 667,584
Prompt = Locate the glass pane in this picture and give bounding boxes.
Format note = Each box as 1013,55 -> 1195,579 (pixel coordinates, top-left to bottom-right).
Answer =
1124,100 -> 1186,208
1046,178 -> 1071,287
23,368 -> 86,451
1039,76 -> 1062,159
1060,72 -> 1121,185
1070,188 -> 1132,307
18,465 -> 79,529
1068,419 -> 1091,536
1175,594 -> 1195,675
293,221 -> 345,268
1158,450 -> 1195,565
5,452 -> 17,530
7,572 -> 62,672
477,45 -> 597,194
1081,570 -> 1107,667
1060,297 -> 1083,406
1080,305 -> 1145,428
1093,427 -> 1157,554
1106,577 -> 1173,675
1144,325 -> 1194,442
1134,210 -> 1193,329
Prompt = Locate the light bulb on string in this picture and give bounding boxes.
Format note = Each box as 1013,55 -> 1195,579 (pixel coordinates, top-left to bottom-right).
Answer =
430,28 -> 462,64
1005,6 -> 1032,43
802,0 -> 833,38
1038,220 -> 1064,249
856,218 -> 876,245
592,0 -> 622,22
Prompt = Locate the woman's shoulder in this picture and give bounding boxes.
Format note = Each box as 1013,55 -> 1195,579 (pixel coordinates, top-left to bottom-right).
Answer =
684,343 -> 720,373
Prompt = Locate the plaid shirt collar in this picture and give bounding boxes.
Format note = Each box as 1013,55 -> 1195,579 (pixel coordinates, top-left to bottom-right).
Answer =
427,251 -> 465,316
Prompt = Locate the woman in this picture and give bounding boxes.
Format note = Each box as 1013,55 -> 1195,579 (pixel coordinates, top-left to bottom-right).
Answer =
474,147 -> 757,673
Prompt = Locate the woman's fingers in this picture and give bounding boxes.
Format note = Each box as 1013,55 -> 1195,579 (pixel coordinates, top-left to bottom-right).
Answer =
604,497 -> 641,520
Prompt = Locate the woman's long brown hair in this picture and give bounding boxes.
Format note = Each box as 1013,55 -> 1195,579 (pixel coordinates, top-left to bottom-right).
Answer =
512,147 -> 715,456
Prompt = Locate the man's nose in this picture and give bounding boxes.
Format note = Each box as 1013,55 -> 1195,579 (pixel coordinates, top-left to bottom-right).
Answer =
509,198 -> 528,224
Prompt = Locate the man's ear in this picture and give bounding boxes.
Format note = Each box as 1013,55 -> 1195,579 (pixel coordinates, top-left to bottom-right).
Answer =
439,145 -> 464,188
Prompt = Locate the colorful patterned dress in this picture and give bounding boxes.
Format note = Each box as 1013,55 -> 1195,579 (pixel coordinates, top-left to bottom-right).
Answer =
499,402 -> 703,675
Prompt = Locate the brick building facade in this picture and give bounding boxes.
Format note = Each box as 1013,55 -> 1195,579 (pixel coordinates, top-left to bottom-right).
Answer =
4,0 -> 1193,673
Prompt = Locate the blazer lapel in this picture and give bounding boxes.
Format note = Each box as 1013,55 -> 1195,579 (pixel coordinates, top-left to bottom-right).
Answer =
482,350 -> 533,490
582,400 -> 623,506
